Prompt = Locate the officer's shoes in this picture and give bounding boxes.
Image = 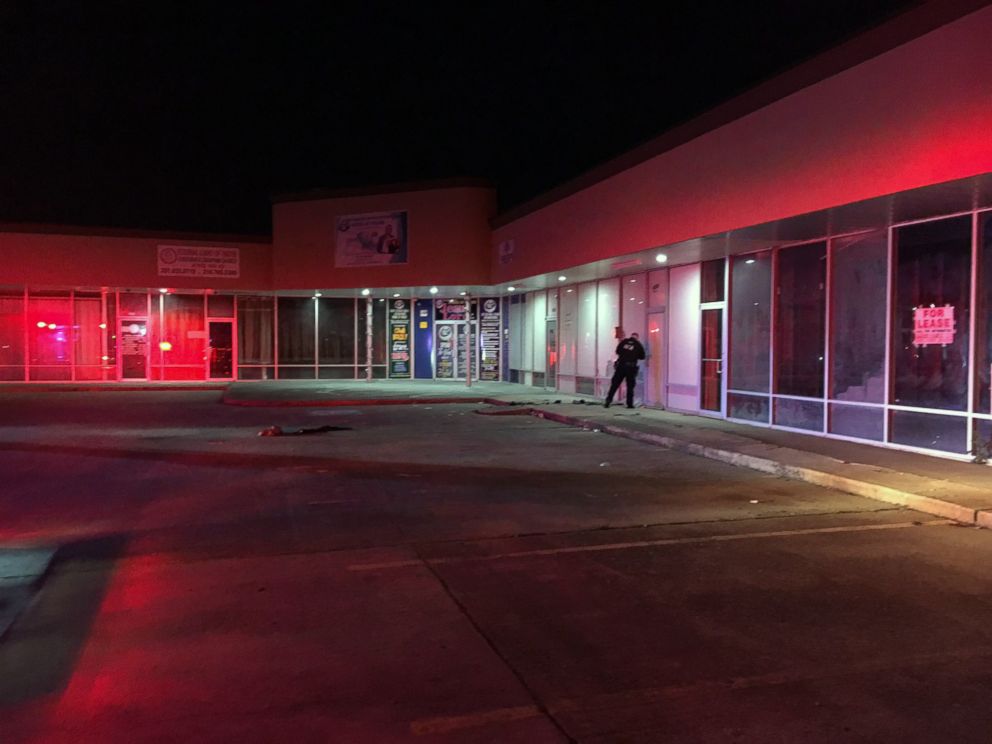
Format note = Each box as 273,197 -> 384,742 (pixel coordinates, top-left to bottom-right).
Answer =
604,401 -> 611,408
626,404 -> 635,409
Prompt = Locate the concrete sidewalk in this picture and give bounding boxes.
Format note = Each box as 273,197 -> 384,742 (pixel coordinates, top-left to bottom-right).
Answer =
220,380 -> 992,527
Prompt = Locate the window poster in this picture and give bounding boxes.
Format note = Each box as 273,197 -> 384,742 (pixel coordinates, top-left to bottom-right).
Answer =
388,299 -> 411,378
479,297 -> 501,381
335,211 -> 408,267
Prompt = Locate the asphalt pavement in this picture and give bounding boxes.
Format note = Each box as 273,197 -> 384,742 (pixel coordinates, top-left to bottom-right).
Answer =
1,391 -> 991,743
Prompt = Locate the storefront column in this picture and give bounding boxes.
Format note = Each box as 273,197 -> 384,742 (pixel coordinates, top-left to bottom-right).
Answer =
465,293 -> 472,387
365,297 -> 373,381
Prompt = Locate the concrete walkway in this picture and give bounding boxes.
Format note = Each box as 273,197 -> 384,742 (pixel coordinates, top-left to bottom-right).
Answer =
222,380 -> 992,527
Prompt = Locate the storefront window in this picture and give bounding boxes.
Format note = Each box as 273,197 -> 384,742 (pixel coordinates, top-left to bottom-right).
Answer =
153,293 -> 205,380
729,252 -> 771,393
318,298 -> 355,365
238,296 -> 274,366
775,242 -> 825,398
277,297 -> 315,371
830,231 -> 887,403
891,216 -> 971,411
73,292 -> 104,380
976,212 -> 992,414
890,410 -> 967,454
700,259 -> 725,303
0,290 -> 25,381
358,299 -> 387,368
27,292 -> 72,380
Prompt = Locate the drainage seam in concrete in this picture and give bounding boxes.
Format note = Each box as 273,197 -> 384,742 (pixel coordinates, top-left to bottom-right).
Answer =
528,407 -> 988,527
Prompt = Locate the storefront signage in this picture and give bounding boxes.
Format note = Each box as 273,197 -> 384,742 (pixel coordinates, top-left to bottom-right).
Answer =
436,323 -> 454,378
388,299 -> 411,378
435,298 -> 469,321
157,245 -> 240,278
913,305 -> 956,346
498,239 -> 515,265
479,297 -> 501,381
335,211 -> 408,267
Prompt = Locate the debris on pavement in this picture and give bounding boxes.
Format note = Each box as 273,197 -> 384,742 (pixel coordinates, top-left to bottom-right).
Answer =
258,424 -> 352,437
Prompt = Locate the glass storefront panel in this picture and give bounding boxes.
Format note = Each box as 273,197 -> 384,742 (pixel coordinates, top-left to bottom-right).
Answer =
830,231 -> 887,403
27,293 -> 72,381
207,294 -> 235,318
729,252 -> 771,393
152,293 -> 205,380
976,213 -> 992,415
892,216 -> 971,411
890,409 -> 967,454
119,292 -> 148,317
622,274 -> 647,341
596,279 -> 619,382
829,403 -> 884,441
559,287 -> 577,377
0,291 -> 25,381
318,298 -> 355,365
358,299 -> 387,369
576,283 -> 596,378
73,293 -> 104,380
727,392 -> 769,423
774,398 -> 824,431
238,296 -> 274,365
700,259 -> 725,303
775,242 -> 826,398
277,297 -> 315,366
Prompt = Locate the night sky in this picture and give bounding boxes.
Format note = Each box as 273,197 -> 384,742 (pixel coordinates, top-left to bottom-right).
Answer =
0,1 -> 920,235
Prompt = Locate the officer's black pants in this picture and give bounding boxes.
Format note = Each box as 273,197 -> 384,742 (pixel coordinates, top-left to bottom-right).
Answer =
606,365 -> 638,407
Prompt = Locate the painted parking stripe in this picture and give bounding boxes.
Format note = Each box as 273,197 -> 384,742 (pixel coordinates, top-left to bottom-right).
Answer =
349,518 -> 953,571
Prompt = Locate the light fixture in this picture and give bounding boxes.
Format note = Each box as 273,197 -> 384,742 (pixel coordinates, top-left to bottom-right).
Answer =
459,291 -> 467,296
507,286 -> 516,292
392,292 -> 401,298
313,292 -> 322,298
557,275 -> 567,282
745,258 -> 755,265
47,323 -> 56,330
159,288 -> 168,294
655,254 -> 668,264
429,286 -> 439,294
159,341 -> 173,352
566,288 -> 574,293
361,288 -> 370,296
629,278 -> 637,283
36,321 -> 46,328
378,298 -> 384,302
98,323 -> 107,329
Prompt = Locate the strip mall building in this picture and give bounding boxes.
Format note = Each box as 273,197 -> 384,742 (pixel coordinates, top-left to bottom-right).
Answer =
3,4 -> 992,459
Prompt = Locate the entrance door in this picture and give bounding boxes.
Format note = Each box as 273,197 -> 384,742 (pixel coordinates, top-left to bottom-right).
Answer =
208,321 -> 233,379
645,312 -> 665,407
546,320 -> 557,389
120,320 -> 148,380
700,307 -> 723,412
435,321 -> 477,379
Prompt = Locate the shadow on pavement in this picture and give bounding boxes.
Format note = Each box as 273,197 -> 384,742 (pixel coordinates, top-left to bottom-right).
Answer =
0,535 -> 127,708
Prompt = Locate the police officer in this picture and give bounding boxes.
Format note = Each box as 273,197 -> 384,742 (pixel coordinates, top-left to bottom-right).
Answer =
605,332 -> 646,408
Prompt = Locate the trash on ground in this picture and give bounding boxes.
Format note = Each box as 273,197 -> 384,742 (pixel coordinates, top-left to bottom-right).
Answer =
258,424 -> 352,437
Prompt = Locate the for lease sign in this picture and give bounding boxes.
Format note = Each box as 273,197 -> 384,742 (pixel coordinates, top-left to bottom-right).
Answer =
913,305 -> 955,346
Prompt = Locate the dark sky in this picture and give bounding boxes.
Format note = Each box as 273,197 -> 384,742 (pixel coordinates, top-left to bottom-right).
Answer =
0,0 -> 920,235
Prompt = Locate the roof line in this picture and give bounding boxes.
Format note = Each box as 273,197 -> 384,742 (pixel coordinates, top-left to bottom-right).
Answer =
492,0 -> 988,229
0,222 -> 272,243
272,177 -> 494,204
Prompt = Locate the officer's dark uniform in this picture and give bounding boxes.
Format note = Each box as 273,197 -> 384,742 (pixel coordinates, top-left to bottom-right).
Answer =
605,336 -> 646,408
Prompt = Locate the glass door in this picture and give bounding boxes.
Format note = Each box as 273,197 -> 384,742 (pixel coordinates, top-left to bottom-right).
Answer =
120,320 -> 148,380
700,307 -> 723,412
208,321 -> 234,379
646,312 -> 665,407
546,320 -> 557,389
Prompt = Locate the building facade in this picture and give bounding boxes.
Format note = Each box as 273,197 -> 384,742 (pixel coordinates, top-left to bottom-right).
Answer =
2,3 -> 992,459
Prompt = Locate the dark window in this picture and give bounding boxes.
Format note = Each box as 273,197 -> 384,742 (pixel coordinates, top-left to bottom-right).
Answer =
976,213 -> 992,414
700,259 -> 725,302
775,242 -> 826,398
729,252 -> 771,392
277,297 -> 315,365
318,298 -> 355,365
892,216 -> 971,411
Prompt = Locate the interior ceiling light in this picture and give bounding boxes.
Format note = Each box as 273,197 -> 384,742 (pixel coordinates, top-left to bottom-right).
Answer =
429,286 -> 439,294
459,291 -> 467,296
745,258 -> 756,264
159,288 -> 169,293
557,275 -> 567,282
361,288 -> 370,296
655,254 -> 668,263
393,292 -> 401,298
507,286 -> 516,292
313,292 -> 322,297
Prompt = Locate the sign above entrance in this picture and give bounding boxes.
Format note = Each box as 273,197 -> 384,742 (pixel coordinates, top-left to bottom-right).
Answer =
913,305 -> 956,346
157,245 -> 240,279
335,211 -> 408,267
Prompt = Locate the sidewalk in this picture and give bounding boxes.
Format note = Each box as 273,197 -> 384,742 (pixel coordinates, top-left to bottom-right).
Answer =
218,380 -> 992,526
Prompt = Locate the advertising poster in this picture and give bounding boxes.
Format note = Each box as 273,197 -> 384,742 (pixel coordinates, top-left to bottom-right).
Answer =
436,324 -> 455,378
388,299 -> 411,378
434,298 -> 469,321
157,245 -> 240,278
479,297 -> 501,381
335,211 -> 408,267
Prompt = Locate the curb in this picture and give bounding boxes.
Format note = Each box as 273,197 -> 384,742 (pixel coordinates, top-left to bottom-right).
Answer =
530,407 -> 985,526
222,395 -> 498,408
0,384 -> 229,393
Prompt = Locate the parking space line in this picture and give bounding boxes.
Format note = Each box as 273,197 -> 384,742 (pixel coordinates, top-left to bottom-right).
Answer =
349,518 -> 953,571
